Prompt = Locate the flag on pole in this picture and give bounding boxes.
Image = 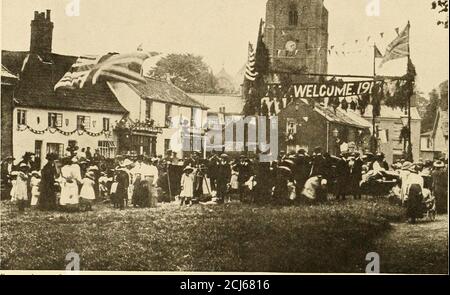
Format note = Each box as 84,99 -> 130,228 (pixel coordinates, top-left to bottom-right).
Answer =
374,45 -> 383,58
54,51 -> 150,90
244,43 -> 257,81
380,22 -> 410,66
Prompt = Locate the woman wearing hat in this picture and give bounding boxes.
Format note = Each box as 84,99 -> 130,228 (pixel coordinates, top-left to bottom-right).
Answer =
13,163 -> 30,212
405,165 -> 424,224
1,156 -> 15,200
399,161 -> 412,204
39,153 -> 59,210
59,157 -> 82,210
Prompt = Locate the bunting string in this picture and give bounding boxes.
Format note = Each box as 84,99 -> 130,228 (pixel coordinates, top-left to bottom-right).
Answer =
18,124 -> 111,137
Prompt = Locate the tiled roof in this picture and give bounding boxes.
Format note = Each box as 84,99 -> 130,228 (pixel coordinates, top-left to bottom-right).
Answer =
189,93 -> 244,114
129,77 -> 207,109
1,50 -> 128,114
312,102 -> 372,129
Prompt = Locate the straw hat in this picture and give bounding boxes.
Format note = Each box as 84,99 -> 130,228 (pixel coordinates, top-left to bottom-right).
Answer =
183,165 -> 194,173
88,165 -> 99,171
401,161 -> 413,170
122,159 -> 133,167
85,171 -> 96,179
31,170 -> 40,177
434,160 -> 445,168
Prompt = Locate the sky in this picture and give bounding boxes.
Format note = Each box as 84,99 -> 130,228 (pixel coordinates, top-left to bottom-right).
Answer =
1,0 -> 448,95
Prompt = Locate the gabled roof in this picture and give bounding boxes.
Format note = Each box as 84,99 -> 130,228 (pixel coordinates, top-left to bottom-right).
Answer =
1,50 -> 128,114
129,77 -> 208,109
311,101 -> 371,129
433,108 -> 448,138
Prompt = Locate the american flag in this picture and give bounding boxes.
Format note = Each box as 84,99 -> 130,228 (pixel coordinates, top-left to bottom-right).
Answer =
54,51 -> 151,90
244,43 -> 258,82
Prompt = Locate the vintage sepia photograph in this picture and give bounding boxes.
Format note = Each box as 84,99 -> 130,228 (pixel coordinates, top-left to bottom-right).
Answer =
0,0 -> 448,275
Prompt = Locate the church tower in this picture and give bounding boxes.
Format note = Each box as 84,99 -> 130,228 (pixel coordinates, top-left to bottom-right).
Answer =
264,0 -> 328,76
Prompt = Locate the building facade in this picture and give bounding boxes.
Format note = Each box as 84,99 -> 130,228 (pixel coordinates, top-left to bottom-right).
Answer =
1,66 -> 18,159
109,80 -> 208,158
430,108 -> 448,160
363,105 -> 421,164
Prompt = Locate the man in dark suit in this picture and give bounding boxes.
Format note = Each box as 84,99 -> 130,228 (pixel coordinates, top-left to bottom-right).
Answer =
335,153 -> 350,201
294,149 -> 310,194
349,152 -> 363,200
310,147 -> 326,177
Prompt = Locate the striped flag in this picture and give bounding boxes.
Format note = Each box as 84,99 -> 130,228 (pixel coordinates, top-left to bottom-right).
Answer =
380,22 -> 410,66
54,51 -> 150,90
244,43 -> 257,81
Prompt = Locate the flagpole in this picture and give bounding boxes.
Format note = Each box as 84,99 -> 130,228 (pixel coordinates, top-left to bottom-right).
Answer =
370,43 -> 378,154
406,20 -> 413,162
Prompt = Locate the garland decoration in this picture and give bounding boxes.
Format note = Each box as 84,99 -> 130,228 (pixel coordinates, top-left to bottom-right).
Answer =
18,124 -> 109,137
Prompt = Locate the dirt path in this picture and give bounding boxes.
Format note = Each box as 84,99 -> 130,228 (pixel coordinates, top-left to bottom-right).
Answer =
373,215 -> 448,274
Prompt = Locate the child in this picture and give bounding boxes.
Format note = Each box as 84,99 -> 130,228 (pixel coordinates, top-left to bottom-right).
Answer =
30,171 -> 41,207
98,172 -> 111,201
227,164 -> 239,203
179,166 -> 194,206
14,163 -> 29,212
80,171 -> 96,211
110,175 -> 120,208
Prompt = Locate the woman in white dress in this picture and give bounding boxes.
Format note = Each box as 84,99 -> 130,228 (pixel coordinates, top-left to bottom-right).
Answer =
59,157 -> 82,210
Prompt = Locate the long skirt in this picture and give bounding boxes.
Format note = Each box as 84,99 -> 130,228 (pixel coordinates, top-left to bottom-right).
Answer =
406,184 -> 424,220
60,181 -> 80,206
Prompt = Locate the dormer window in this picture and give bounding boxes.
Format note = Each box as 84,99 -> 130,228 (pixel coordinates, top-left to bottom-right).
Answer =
289,7 -> 298,26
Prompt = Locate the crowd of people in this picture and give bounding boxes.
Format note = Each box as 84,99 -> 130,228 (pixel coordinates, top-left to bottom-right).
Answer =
0,145 -> 448,224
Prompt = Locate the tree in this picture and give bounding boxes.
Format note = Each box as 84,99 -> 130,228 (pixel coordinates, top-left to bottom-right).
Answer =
148,53 -> 219,93
432,0 -> 449,28
421,81 -> 448,132
421,89 -> 440,132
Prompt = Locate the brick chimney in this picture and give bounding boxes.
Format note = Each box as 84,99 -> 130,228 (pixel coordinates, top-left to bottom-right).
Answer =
30,10 -> 54,54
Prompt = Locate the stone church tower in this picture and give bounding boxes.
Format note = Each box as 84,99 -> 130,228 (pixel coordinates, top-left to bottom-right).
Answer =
264,0 -> 328,76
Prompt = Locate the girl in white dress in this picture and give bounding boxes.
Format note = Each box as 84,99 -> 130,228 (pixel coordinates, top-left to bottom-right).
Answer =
80,171 -> 96,211
30,171 -> 41,207
180,166 -> 194,206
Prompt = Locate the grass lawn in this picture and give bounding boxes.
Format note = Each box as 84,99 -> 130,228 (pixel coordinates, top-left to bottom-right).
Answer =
0,199 -> 446,273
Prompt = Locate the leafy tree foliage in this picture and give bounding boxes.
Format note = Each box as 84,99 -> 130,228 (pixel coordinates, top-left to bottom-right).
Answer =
148,53 -> 219,93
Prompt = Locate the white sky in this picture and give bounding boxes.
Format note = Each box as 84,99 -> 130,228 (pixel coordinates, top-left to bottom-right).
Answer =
1,0 -> 448,94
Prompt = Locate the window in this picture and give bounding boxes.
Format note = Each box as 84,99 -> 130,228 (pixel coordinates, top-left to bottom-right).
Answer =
77,115 -> 91,130
48,112 -> 63,128
46,143 -> 64,157
103,118 -> 110,131
98,140 -> 116,158
17,109 -> 27,125
145,100 -> 152,121
289,8 -> 298,26
165,104 -> 172,127
164,139 -> 171,153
